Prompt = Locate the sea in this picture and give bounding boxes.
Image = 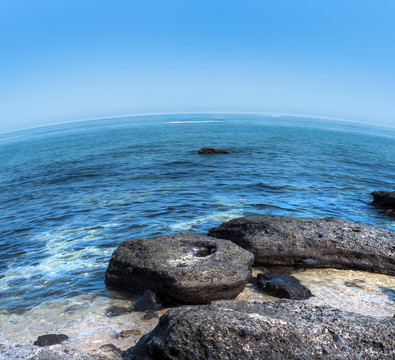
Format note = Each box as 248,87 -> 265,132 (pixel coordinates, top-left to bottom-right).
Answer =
0,114 -> 394,350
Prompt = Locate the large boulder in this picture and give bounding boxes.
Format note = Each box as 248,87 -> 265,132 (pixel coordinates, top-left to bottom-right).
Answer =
208,215 -> 395,275
125,300 -> 395,360
105,233 -> 254,304
371,191 -> 395,213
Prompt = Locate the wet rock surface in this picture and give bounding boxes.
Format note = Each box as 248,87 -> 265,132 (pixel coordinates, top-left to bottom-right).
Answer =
89,344 -> 123,360
33,334 -> 69,347
125,299 -> 395,360
142,311 -> 159,321
371,190 -> 395,214
257,272 -> 313,300
208,215 -> 395,275
105,233 -> 254,304
198,147 -> 229,154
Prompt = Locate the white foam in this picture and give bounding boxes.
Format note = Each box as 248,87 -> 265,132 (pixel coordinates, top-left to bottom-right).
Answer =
169,210 -> 243,231
166,121 -> 226,124
0,225 -> 115,296
0,135 -> 23,142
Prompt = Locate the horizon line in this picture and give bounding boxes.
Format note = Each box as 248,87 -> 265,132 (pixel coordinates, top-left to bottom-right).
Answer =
1,111 -> 394,136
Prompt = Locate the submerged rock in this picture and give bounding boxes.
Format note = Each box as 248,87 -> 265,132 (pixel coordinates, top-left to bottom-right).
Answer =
371,191 -> 395,213
134,290 -> 162,312
105,233 -> 254,304
257,272 -> 313,300
125,300 -> 395,360
198,147 -> 229,154
116,330 -> 141,339
33,334 -> 69,347
105,305 -> 131,318
208,215 -> 395,275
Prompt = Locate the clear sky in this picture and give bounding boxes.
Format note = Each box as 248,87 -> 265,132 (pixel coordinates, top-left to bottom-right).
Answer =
1,0 -> 394,133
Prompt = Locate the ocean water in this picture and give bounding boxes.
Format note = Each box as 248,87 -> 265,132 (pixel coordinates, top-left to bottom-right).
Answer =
0,114 -> 394,346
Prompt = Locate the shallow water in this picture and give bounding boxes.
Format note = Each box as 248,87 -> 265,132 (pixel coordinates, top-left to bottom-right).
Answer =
291,268 -> 394,317
237,268 -> 394,318
0,267 -> 392,352
0,292 -> 162,351
0,114 -> 394,348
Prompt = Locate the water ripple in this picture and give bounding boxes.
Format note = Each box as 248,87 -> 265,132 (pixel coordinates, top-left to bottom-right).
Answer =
0,114 -> 395,317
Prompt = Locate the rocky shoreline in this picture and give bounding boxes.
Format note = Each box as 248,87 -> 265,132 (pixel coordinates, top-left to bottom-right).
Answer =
2,214 -> 394,359
1,269 -> 393,359
120,215 -> 393,359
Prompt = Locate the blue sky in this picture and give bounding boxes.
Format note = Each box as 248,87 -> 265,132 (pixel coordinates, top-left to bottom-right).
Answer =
1,0 -> 394,132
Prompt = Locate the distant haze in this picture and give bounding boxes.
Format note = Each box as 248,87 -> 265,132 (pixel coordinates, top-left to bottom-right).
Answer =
1,0 -> 394,133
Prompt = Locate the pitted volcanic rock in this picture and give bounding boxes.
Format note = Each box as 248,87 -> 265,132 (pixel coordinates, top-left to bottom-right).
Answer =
105,233 -> 254,304
125,300 -> 395,360
208,215 -> 395,275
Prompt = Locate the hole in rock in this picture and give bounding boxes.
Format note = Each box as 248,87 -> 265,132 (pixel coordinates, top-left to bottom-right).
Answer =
194,245 -> 217,257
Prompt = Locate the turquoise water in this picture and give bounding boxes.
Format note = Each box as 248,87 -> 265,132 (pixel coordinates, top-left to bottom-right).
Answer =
0,114 -> 395,318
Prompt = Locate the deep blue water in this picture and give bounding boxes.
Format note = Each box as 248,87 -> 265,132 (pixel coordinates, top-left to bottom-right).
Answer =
1,114 -> 395,315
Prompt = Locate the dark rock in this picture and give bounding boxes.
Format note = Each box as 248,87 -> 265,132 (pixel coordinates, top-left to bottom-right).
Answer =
142,311 -> 159,321
208,215 -> 395,275
116,329 -> 142,339
105,233 -> 254,304
371,191 -> 395,213
33,334 -> 69,347
256,272 -> 313,300
125,300 -> 395,360
198,147 -> 229,154
344,279 -> 366,289
134,290 -> 162,312
90,344 -> 123,360
105,305 -> 131,318
124,333 -> 153,360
